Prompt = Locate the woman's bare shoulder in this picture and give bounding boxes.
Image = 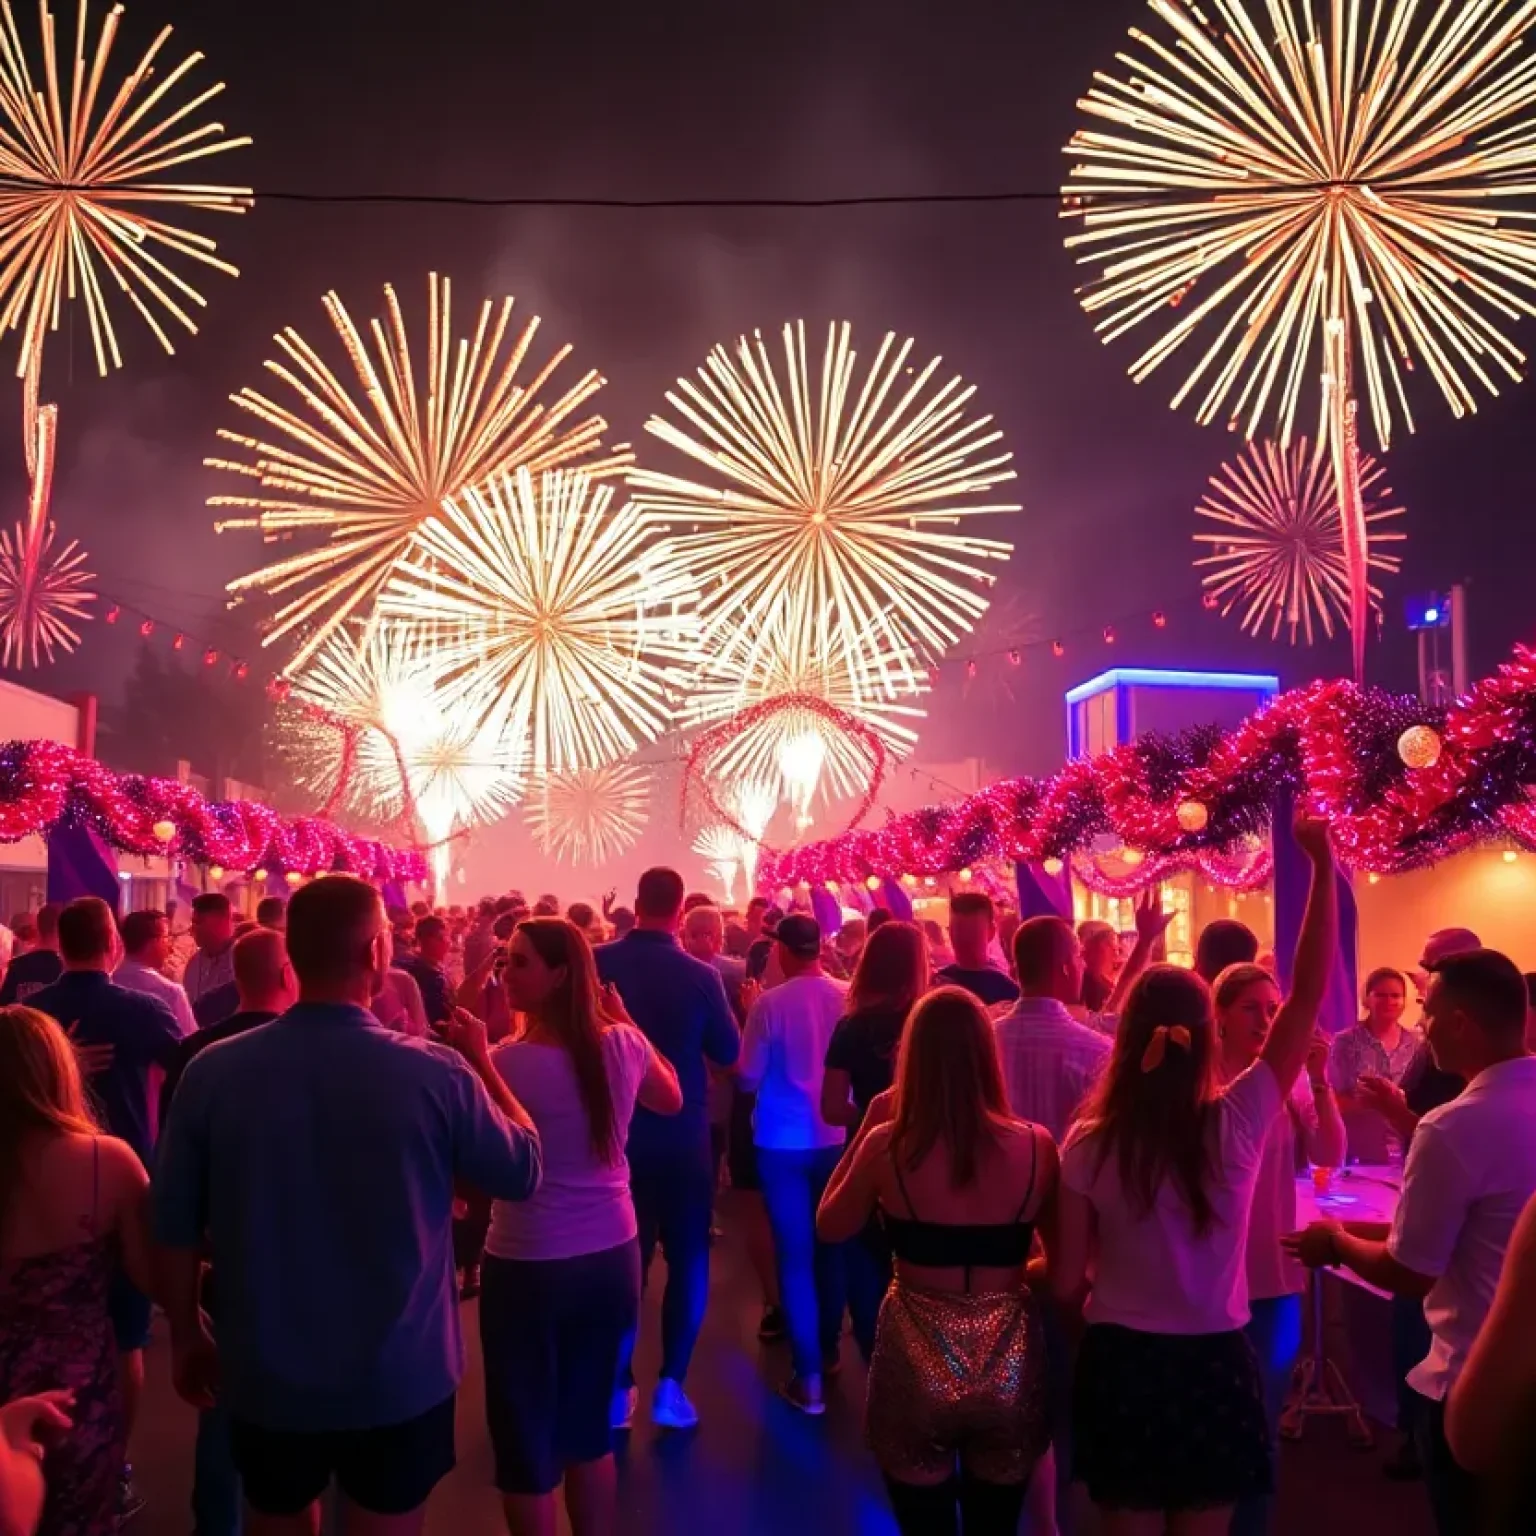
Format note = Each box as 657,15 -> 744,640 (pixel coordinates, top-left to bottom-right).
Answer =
94,1135 -> 149,1193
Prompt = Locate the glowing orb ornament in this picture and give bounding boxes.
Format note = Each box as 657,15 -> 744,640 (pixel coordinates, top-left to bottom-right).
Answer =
1398,726 -> 1443,771
151,820 -> 176,844
1176,801 -> 1210,834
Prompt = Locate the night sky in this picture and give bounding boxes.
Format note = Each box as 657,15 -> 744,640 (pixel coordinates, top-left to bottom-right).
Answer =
18,0 -> 1536,783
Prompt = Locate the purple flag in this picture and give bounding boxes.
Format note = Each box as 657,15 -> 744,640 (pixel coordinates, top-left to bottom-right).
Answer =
1016,861 -> 1073,921
47,823 -> 122,913
879,877 -> 914,922
810,885 -> 842,936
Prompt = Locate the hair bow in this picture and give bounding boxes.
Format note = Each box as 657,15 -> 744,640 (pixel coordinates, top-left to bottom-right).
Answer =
1140,1024 -> 1192,1074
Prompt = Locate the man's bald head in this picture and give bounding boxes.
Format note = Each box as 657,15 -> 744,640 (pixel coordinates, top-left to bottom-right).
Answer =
233,926 -> 296,1013
1421,928 -> 1482,970
681,904 -> 724,960
1013,916 -> 1085,1005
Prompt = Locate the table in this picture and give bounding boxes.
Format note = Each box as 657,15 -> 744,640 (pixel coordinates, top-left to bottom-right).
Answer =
1284,1164 -> 1403,1439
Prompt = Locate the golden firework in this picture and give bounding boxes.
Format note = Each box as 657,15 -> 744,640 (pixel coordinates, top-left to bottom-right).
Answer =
212,275 -> 631,669
0,0 -> 250,413
630,319 -> 1017,693
685,617 -> 923,829
1064,0 -> 1536,678
528,761 -> 649,868
1194,438 -> 1404,646
289,622 -> 523,891
692,824 -> 745,904
0,403 -> 93,666
379,465 -> 697,777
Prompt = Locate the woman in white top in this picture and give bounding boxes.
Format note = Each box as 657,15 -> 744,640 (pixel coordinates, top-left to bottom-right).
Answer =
476,918 -> 680,1536
1213,962 -> 1345,1536
1052,814 -> 1336,1534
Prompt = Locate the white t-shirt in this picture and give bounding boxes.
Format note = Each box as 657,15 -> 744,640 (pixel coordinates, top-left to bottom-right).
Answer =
485,1024 -> 650,1262
1388,1055 -> 1536,1401
1061,1059 -> 1281,1334
1245,1077 -> 1337,1301
739,973 -> 848,1151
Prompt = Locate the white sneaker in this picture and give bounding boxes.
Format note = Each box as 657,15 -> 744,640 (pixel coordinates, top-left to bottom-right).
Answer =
651,1377 -> 700,1430
610,1386 -> 638,1431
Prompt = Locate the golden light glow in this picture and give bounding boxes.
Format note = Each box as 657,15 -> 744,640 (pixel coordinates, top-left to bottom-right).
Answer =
1397,724 -> 1442,770
527,762 -> 649,868
631,319 -> 1017,694
212,276 -> 630,669
380,466 -> 696,777
1063,0 -> 1536,450
0,0 -> 250,407
288,623 -> 523,891
0,403 -> 92,667
1195,438 -> 1404,646
728,778 -> 777,892
685,617 -> 924,829
692,823 -> 744,904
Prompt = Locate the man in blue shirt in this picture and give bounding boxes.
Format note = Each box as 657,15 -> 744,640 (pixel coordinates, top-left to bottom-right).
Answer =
597,867 -> 740,1432
30,896 -> 183,1493
0,901 -> 62,1003
394,913 -> 452,1027
154,874 -> 542,1531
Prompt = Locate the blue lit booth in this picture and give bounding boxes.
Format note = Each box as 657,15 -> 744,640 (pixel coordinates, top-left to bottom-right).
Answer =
1062,666 -> 1281,968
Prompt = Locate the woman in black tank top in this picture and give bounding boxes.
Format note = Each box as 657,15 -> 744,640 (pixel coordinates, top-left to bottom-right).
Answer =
819,987 -> 1056,1536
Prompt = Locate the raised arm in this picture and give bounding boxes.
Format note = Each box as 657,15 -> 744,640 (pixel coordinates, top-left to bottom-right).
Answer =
445,1009 -> 538,1138
1260,813 -> 1338,1097
1297,1032 -> 1347,1169
1105,888 -> 1175,1016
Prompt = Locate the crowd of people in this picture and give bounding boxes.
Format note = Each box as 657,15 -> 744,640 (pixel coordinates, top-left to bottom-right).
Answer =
0,824 -> 1533,1536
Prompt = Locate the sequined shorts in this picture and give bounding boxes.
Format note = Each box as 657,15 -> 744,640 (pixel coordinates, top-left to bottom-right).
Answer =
865,1279 -> 1049,1486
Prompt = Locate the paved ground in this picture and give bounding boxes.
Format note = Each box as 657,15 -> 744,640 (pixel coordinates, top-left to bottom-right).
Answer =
128,1199 -> 1437,1535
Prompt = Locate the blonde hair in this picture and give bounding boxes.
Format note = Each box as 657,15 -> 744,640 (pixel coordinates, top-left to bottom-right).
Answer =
0,1006 -> 100,1239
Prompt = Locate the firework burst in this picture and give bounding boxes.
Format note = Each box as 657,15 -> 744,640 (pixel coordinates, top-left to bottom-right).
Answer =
1194,438 -> 1404,646
287,622 -> 523,890
528,761 -> 649,867
631,319 -> 1017,694
685,617 -> 923,827
0,403 -> 93,667
692,823 -> 744,904
380,465 -> 697,777
0,0 -> 250,413
1064,0 -> 1536,677
212,275 -> 631,668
